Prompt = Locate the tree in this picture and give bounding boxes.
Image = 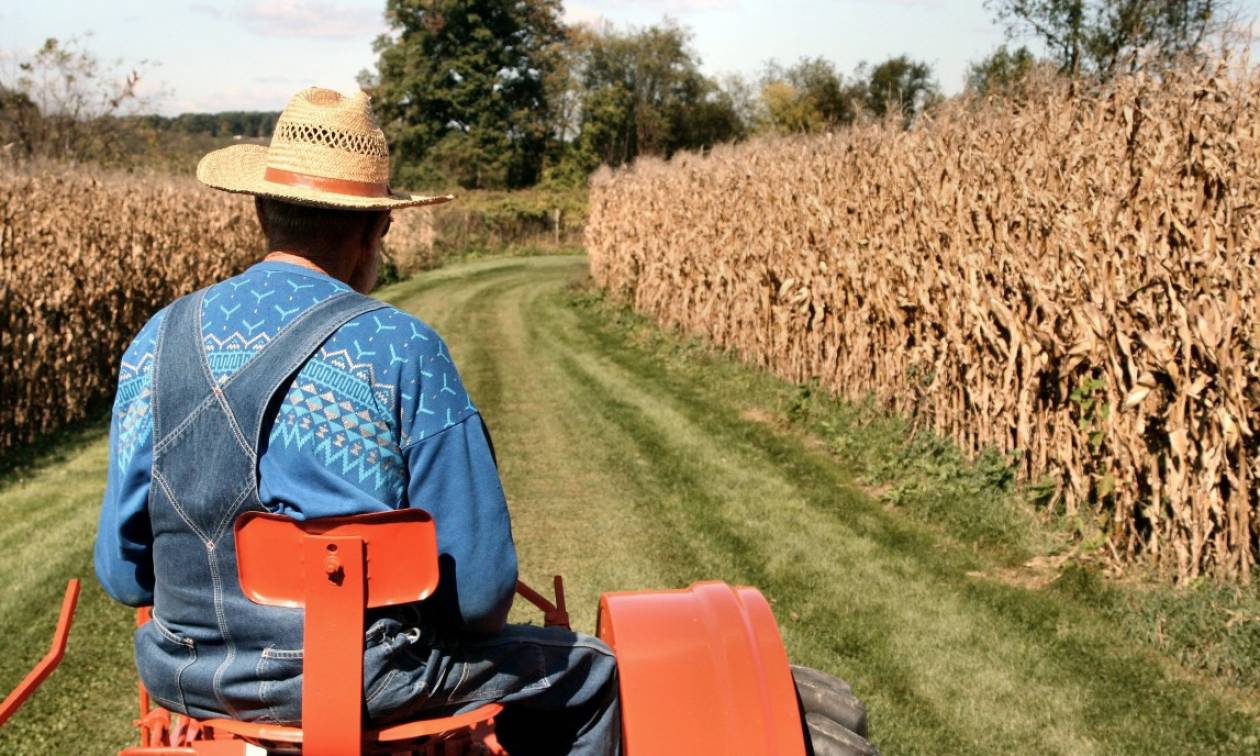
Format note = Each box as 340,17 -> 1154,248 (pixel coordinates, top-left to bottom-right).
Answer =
861,56 -> 940,124
563,21 -> 742,172
756,57 -> 860,134
966,45 -> 1038,96
986,0 -> 1236,78
364,0 -> 566,190
0,36 -> 147,161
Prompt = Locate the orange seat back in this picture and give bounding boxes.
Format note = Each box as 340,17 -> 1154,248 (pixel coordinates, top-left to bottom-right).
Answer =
234,509 -> 439,608
233,509 -> 440,756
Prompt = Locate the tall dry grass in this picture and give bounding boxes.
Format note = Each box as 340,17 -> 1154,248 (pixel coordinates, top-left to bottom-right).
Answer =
0,164 -> 260,455
587,63 -> 1260,582
0,162 -> 438,456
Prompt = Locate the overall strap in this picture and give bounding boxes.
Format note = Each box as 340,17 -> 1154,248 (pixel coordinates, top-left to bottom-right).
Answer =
151,290 -> 213,444
219,290 -> 388,459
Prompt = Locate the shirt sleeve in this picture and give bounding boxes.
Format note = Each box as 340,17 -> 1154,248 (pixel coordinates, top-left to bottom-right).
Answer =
403,412 -> 517,636
94,338 -> 160,607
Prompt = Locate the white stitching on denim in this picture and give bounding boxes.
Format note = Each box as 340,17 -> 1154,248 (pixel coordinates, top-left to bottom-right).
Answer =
144,616 -> 198,713
190,290 -> 255,462
151,391 -> 219,456
260,647 -> 304,660
446,644 -> 550,704
258,646 -> 303,723
206,547 -> 242,719
150,615 -> 194,647
208,482 -> 255,547
155,290 -> 214,452
365,668 -> 398,706
173,639 -> 197,714
210,384 -> 255,462
151,291 -> 225,456
152,470 -> 212,544
255,653 -> 277,724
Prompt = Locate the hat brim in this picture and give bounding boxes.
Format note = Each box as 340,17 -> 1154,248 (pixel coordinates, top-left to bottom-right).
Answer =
196,145 -> 453,210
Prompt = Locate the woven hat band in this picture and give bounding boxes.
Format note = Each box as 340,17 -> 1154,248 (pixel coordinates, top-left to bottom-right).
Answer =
263,167 -> 391,198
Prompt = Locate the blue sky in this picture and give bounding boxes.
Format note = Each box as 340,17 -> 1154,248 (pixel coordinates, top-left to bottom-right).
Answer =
1,1 -> 1257,115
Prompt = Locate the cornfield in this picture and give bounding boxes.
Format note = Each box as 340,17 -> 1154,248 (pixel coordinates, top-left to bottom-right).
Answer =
587,63 -> 1260,582
0,164 -> 260,455
0,162 -> 435,456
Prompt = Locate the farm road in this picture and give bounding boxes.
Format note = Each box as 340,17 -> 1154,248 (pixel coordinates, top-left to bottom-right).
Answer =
1,255 -> 1257,754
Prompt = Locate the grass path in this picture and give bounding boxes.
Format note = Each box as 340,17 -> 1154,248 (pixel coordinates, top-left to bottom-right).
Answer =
1,255 -> 1257,753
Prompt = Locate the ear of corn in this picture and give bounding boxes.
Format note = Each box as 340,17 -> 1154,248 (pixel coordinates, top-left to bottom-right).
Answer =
587,64 -> 1260,583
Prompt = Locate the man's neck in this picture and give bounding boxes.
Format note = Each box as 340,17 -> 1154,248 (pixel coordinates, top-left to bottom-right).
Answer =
263,250 -> 349,284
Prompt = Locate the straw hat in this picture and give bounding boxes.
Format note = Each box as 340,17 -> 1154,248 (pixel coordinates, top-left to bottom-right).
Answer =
197,87 -> 452,211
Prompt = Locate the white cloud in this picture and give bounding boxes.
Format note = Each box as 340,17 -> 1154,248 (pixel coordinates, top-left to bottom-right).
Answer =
580,0 -> 737,13
564,3 -> 606,26
192,1 -> 387,40
188,3 -> 224,19
638,0 -> 735,8
564,0 -> 734,27
170,83 -> 293,114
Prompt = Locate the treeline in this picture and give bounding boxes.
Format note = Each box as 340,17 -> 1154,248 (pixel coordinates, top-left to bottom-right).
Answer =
131,111 -> 280,139
0,38 -> 279,171
1,1 -> 1239,186
363,1 -> 942,190
360,0 -> 1237,191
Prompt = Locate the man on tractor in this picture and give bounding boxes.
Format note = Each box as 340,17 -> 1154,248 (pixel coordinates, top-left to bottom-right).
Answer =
92,87 -> 620,756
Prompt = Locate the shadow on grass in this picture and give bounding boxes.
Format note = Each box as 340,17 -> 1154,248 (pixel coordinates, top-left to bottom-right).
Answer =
0,404 -> 110,488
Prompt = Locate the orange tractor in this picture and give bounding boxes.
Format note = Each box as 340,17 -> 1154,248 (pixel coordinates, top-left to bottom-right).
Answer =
0,509 -> 874,755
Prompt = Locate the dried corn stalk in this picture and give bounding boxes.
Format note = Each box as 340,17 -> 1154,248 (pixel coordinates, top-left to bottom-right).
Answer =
0,163 -> 260,456
587,63 -> 1260,583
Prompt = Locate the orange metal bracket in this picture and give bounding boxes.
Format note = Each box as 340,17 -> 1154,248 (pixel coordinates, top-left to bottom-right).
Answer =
303,534 -> 366,755
0,579 -> 80,728
516,576 -> 570,629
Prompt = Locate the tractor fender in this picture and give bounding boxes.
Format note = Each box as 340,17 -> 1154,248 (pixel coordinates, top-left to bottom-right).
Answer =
597,581 -> 806,756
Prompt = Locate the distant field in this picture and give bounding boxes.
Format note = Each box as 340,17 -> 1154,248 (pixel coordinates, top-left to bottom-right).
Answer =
2,256 -> 1257,754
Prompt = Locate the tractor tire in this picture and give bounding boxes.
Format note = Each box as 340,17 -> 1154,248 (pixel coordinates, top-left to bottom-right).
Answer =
804,712 -> 880,756
792,665 -> 878,756
791,665 -> 867,736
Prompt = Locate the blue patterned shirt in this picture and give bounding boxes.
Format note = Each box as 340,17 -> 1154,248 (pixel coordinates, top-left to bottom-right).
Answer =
94,260 -> 517,634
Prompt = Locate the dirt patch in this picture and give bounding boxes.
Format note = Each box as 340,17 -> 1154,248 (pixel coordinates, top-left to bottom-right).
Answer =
738,406 -> 831,453
967,553 -> 1073,590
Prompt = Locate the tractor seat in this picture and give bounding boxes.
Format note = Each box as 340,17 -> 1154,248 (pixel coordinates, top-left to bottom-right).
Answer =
197,509 -> 504,756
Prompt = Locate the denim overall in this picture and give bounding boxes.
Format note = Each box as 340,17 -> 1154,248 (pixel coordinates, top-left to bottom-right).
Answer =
135,284 -> 622,753
135,286 -> 388,722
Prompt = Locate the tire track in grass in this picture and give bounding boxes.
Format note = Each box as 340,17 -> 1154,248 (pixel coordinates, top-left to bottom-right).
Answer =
532,262 -> 1176,753
537,295 -> 1011,754
454,261 -> 974,751
387,257 -> 665,631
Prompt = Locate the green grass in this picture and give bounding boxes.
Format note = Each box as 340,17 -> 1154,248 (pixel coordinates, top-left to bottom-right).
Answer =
2,255 -> 1258,753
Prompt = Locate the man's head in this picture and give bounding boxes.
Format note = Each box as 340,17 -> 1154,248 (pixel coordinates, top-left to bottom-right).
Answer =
255,197 -> 390,294
195,86 -> 454,291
